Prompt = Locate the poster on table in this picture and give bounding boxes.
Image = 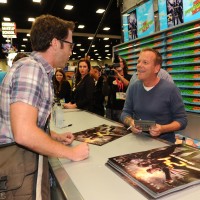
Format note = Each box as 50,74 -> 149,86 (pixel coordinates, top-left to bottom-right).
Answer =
158,0 -> 200,31
122,0 -> 155,42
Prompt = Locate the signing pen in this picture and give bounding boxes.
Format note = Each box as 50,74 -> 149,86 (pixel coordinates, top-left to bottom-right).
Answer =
127,125 -> 132,131
62,124 -> 72,128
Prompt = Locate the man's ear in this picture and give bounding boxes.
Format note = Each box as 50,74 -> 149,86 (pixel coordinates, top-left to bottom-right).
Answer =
155,64 -> 161,74
51,38 -> 59,49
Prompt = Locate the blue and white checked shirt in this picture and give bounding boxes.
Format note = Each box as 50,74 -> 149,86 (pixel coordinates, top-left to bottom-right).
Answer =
0,52 -> 54,144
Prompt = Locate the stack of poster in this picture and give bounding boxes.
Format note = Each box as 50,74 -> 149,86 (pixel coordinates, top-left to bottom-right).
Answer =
106,144 -> 200,198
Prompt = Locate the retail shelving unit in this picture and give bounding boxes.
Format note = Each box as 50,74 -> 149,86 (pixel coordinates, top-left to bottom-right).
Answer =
113,19 -> 200,114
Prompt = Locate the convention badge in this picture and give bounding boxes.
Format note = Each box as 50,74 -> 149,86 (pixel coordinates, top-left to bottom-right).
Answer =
116,92 -> 126,100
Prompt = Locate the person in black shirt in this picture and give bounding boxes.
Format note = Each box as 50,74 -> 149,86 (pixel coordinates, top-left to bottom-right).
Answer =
64,58 -> 95,111
105,56 -> 132,122
90,65 -> 105,116
53,69 -> 71,103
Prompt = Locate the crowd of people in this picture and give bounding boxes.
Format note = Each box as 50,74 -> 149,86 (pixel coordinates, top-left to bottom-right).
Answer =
0,14 -> 187,199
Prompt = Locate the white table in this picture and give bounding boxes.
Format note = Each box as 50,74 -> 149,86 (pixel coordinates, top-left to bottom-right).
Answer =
49,110 -> 200,200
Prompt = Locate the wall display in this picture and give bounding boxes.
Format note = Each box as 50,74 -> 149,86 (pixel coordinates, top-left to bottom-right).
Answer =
73,124 -> 130,146
122,0 -> 155,42
159,0 -> 200,31
114,20 -> 200,113
107,144 -> 200,198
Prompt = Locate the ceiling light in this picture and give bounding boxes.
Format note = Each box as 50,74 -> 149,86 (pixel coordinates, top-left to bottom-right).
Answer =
94,50 -> 98,52
20,49 -> 25,52
91,58 -> 94,61
78,25 -> 85,29
92,45 -> 95,47
80,49 -> 85,51
64,5 -> 73,10
33,0 -> 41,2
0,0 -> 7,3
105,57 -> 110,59
105,50 -> 109,52
96,9 -> 105,14
21,45 -> 26,47
98,56 -> 102,58
23,38 -> 28,41
28,18 -> 35,22
77,44 -> 81,46
73,52 -> 77,54
6,39 -> 10,43
3,17 -> 10,21
105,45 -> 110,47
103,27 -> 110,31
88,37 -> 93,40
95,53 -> 99,55
103,38 -> 109,40
26,34 -> 30,37
107,54 -> 111,56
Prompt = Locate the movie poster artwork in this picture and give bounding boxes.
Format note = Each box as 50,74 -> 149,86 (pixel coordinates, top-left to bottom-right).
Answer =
159,0 -> 200,31
107,144 -> 200,198
127,9 -> 138,40
73,124 -> 130,146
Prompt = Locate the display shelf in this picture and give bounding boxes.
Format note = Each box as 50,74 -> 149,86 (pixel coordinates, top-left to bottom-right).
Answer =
114,20 -> 200,113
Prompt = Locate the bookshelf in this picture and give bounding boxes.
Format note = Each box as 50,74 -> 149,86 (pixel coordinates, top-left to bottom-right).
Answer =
113,20 -> 200,114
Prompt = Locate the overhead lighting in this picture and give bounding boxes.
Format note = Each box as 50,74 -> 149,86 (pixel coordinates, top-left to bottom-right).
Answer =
96,9 -> 105,14
92,45 -> 95,47
76,44 -> 81,46
91,58 -> 94,61
26,34 -> 30,37
105,45 -> 110,47
21,45 -> 26,47
6,39 -> 10,43
103,27 -> 110,31
23,38 -> 28,41
80,49 -> 85,51
103,38 -> 109,40
64,5 -> 73,10
73,52 -> 77,54
88,37 -> 93,40
0,0 -> 7,3
20,49 -> 25,52
105,57 -> 110,59
78,25 -> 85,29
33,0 -> 41,2
3,17 -> 10,21
105,50 -> 109,52
28,18 -> 35,22
94,50 -> 98,52
95,53 -> 99,55
107,54 -> 111,56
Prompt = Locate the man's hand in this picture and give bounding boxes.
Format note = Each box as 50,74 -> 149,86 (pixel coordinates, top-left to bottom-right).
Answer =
71,143 -> 89,161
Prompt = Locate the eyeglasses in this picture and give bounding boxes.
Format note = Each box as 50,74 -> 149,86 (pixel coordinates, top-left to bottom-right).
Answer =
60,39 -> 75,50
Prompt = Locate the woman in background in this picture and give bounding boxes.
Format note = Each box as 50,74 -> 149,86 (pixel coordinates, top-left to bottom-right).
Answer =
53,69 -> 71,103
64,58 -> 95,111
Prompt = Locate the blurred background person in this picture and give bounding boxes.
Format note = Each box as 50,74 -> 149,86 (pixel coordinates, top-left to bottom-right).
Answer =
104,56 -> 132,122
53,69 -> 71,103
90,65 -> 105,116
64,58 -> 95,111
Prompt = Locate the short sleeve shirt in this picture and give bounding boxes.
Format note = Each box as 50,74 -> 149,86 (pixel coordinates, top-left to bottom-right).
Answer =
0,52 -> 54,144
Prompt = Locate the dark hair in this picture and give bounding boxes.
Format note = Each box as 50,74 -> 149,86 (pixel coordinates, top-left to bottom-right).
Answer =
92,65 -> 102,72
75,58 -> 91,85
12,52 -> 28,63
141,48 -> 162,66
30,14 -> 75,51
119,56 -> 128,75
53,69 -> 66,95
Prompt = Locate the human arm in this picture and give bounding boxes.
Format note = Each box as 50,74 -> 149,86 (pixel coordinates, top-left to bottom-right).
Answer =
50,130 -> 74,145
10,102 -> 89,161
113,69 -> 130,87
